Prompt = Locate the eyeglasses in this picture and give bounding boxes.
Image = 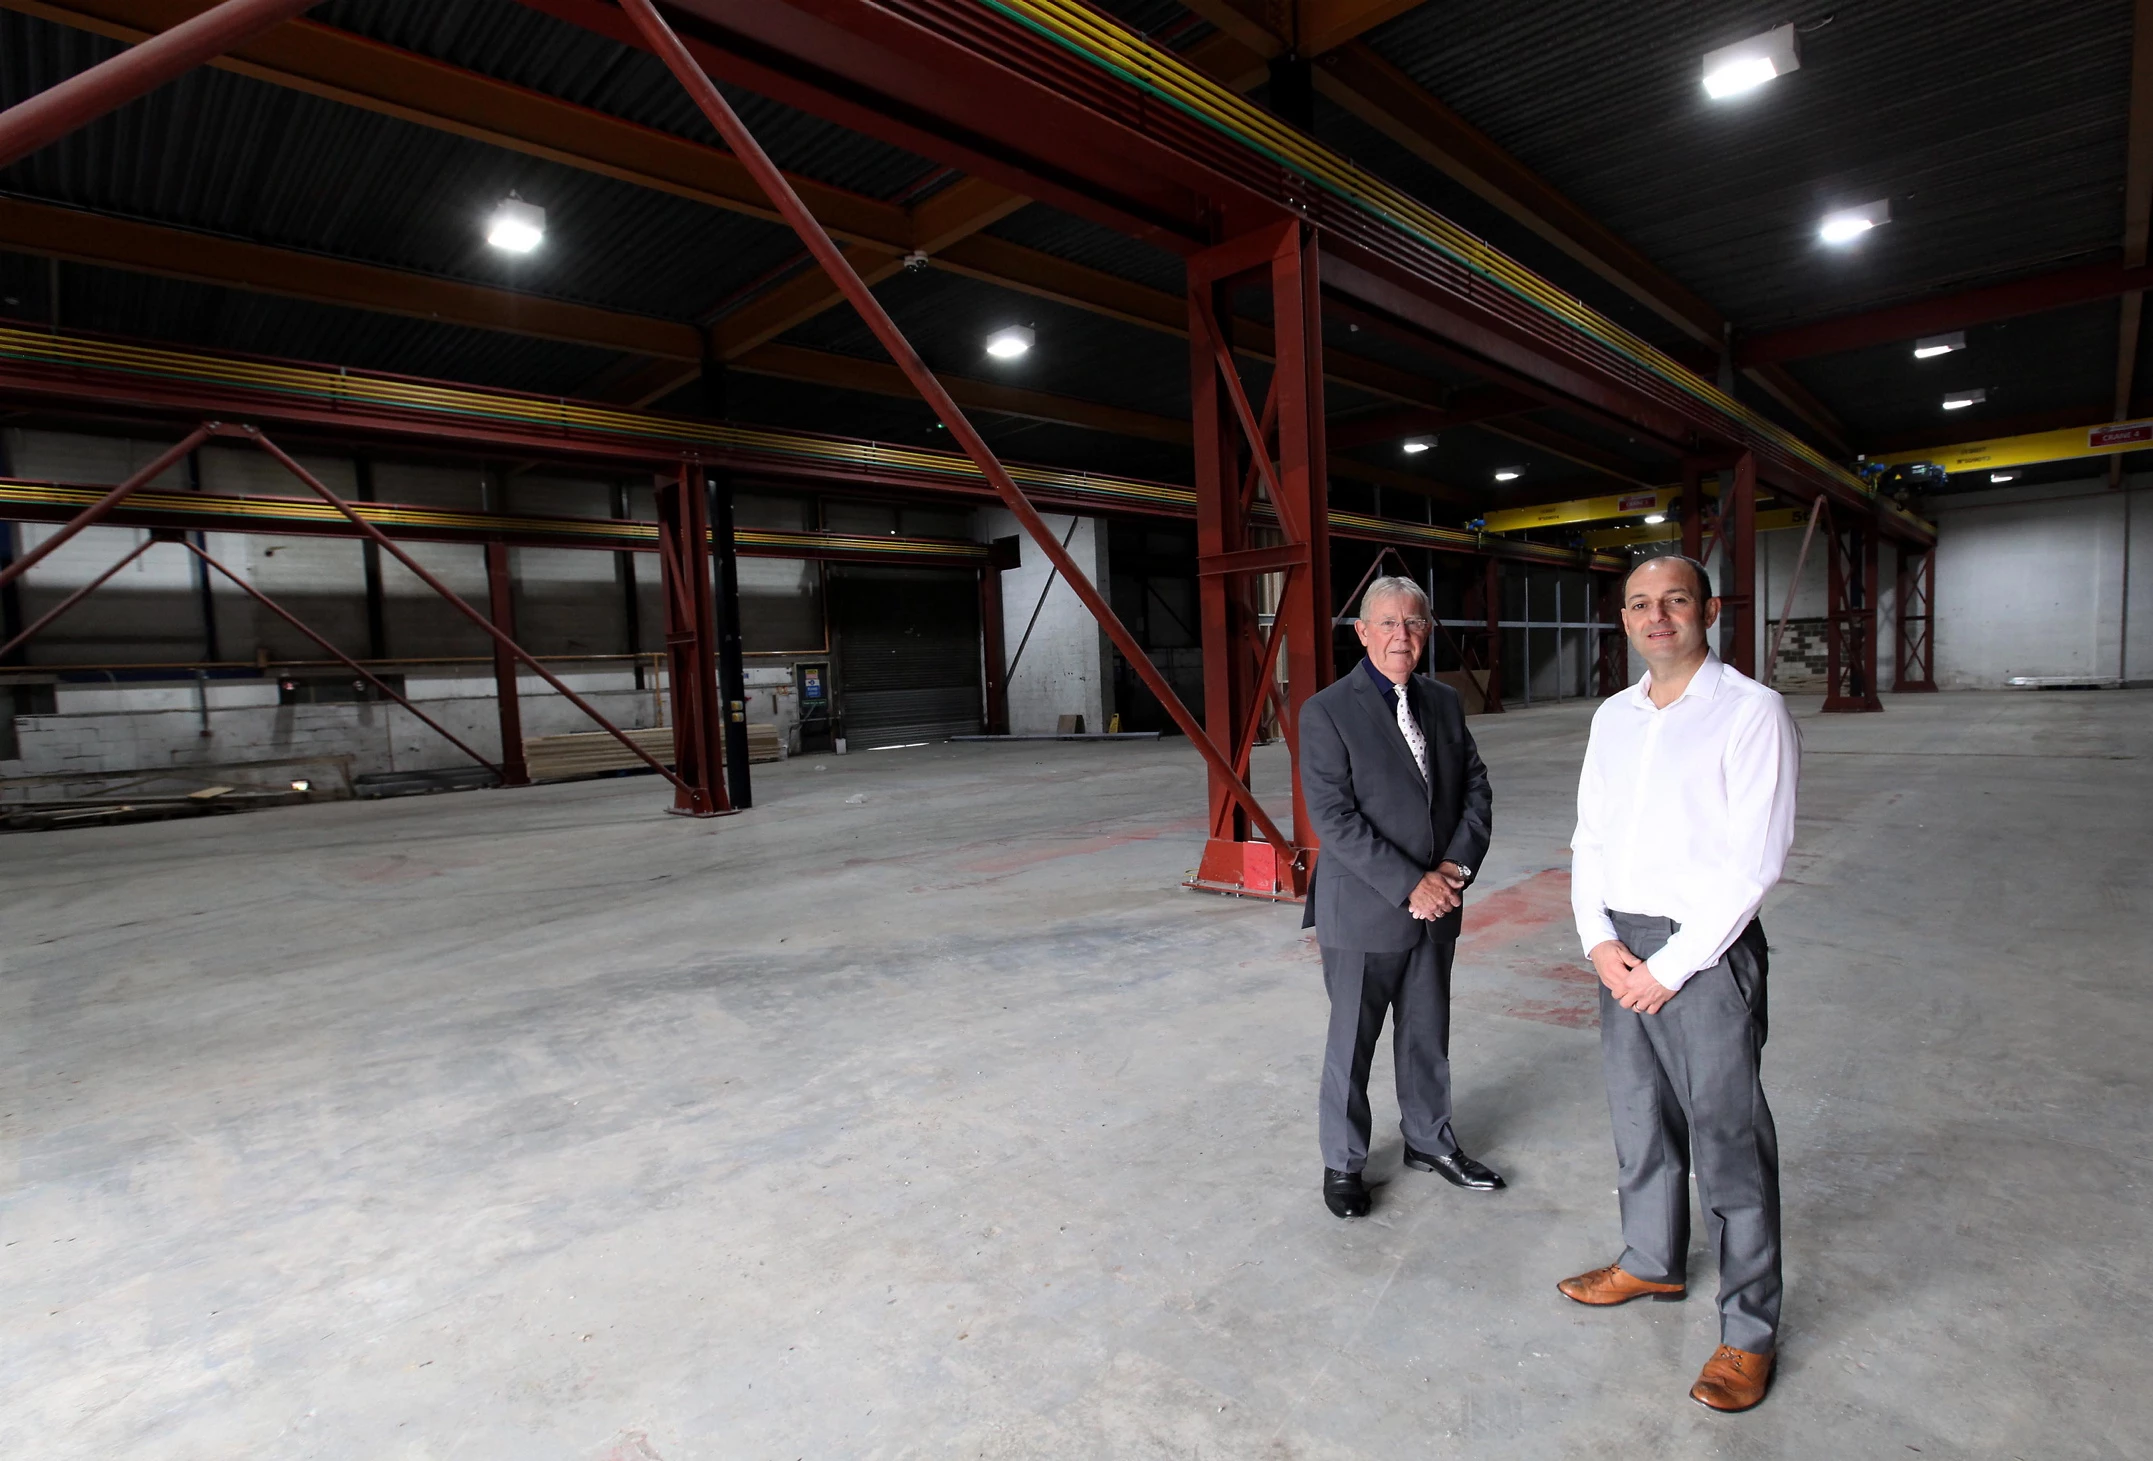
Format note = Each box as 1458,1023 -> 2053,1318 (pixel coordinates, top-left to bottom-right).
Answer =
1366,616 -> 1431,635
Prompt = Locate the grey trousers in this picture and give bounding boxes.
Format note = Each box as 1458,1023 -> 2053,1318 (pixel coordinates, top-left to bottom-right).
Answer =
1602,911 -> 1781,1354
1319,929 -> 1457,1172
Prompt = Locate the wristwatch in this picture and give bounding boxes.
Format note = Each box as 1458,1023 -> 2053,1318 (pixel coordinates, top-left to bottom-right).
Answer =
1451,863 -> 1474,881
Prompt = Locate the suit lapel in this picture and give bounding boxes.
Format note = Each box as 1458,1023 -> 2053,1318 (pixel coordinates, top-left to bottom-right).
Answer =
1355,670 -> 1427,786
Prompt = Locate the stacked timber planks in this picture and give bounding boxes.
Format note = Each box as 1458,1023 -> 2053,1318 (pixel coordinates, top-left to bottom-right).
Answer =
523,723 -> 782,782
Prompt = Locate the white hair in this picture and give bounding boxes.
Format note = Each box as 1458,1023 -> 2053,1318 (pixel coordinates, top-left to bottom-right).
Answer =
1358,575 -> 1431,619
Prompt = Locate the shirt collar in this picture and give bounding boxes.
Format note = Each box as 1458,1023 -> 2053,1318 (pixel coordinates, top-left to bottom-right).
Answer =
1360,655 -> 1410,703
1633,651 -> 1724,708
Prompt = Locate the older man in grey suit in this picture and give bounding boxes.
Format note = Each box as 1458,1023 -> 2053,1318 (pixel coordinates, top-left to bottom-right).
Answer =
1298,576 -> 1499,1218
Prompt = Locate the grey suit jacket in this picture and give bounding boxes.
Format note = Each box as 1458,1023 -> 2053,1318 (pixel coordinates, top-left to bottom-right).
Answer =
1297,664 -> 1494,951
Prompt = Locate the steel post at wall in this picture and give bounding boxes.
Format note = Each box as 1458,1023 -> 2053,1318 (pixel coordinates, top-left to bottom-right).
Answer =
1726,451 -> 1758,677
1482,556 -> 1505,713
485,541 -> 530,786
1894,546 -> 1938,691
653,464 -> 730,816
979,562 -> 1009,735
708,468 -> 752,811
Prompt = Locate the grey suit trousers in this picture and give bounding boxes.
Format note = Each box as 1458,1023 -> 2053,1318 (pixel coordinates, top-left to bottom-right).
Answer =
1319,927 -> 1457,1172
1601,911 -> 1781,1354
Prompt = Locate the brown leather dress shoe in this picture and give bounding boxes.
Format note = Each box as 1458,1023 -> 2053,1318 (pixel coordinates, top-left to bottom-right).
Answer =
1555,1263 -> 1686,1305
1690,1345 -> 1773,1412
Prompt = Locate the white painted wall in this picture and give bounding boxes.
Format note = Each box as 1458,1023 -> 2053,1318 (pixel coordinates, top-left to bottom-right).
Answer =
1929,473 -> 2149,687
979,508 -> 1113,733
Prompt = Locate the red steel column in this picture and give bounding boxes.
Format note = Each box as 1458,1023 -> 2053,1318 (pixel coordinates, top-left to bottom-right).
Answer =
1824,517 -> 1884,712
1725,451 -> 1758,676
1189,265 -> 1252,850
0,0 -> 321,169
653,463 -> 730,815
979,564 -> 1009,735
1894,546 -> 1939,691
1680,459 -> 1704,562
1482,556 -> 1505,713
485,541 -> 530,786
1274,222 -> 1333,849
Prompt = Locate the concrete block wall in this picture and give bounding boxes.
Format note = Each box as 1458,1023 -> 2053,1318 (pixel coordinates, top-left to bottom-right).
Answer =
979,507 -> 1113,733
1928,473 -> 2151,687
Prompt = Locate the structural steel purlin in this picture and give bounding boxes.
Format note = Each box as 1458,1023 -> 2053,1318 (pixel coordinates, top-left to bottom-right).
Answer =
536,0 -> 1920,545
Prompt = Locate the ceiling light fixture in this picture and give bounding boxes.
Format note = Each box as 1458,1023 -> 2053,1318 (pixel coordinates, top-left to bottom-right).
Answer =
1493,469 -> 1521,482
1702,23 -> 1800,100
984,325 -> 1034,359
485,193 -> 545,253
1818,198 -> 1890,245
1913,330 -> 1965,359
1643,513 -> 1667,525
1941,388 -> 1986,411
1401,437 -> 1434,454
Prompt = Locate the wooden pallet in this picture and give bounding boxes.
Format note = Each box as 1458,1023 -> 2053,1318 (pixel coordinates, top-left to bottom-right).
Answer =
523,723 -> 782,782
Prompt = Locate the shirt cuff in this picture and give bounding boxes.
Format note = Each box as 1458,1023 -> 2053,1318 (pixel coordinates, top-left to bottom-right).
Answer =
1642,937 -> 1711,992
1576,911 -> 1619,958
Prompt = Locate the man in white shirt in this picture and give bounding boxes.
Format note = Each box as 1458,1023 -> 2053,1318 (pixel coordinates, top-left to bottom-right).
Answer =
1558,553 -> 1799,1414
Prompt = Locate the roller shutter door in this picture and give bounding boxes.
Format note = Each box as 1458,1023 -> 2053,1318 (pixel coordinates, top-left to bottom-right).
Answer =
830,566 -> 983,746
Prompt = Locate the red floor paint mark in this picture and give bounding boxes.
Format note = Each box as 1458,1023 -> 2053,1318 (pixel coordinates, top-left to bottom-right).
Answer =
1522,961 -> 1598,986
1457,867 -> 1574,950
1502,998 -> 1598,1029
959,816 -> 1206,874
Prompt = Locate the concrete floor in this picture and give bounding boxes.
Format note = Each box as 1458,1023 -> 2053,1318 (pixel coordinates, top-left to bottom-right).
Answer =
2,690 -> 2148,1459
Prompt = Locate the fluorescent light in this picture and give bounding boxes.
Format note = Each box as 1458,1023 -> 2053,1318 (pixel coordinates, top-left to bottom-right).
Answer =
1912,330 -> 1965,359
1990,471 -> 2018,483
1401,438 -> 1433,454
1941,388 -> 1986,410
984,325 -> 1034,359
289,779 -> 310,792
1643,513 -> 1666,525
1493,469 -> 1520,482
485,194 -> 545,253
1819,199 -> 1890,245
1702,24 -> 1800,99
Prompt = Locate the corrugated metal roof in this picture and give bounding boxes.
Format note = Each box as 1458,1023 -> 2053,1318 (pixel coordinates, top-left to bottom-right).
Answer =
0,13 -> 810,325
1364,0 -> 2134,328
984,205 -> 1186,298
310,0 -> 942,201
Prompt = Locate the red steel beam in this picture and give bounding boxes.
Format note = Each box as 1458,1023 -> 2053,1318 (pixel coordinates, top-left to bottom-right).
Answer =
0,422 -> 211,592
615,0 -> 1296,859
0,0 -> 319,168
1738,259 -> 2153,368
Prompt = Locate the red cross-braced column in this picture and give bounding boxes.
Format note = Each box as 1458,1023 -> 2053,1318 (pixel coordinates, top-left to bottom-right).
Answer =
1824,514 -> 1885,712
654,462 -> 733,815
1894,546 -> 1938,692
1593,570 -> 1629,696
1187,221 -> 1332,900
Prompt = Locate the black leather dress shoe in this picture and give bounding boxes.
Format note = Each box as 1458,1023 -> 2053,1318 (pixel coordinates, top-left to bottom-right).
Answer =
1404,1145 -> 1505,1191
1323,1168 -> 1371,1218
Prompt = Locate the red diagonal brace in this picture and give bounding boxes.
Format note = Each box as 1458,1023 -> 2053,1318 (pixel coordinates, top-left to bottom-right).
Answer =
615,0 -> 1293,860
1190,291 -> 1298,539
0,424 -> 212,594
239,426 -> 703,803
0,0 -> 322,169
0,536 -> 154,661
183,541 -> 505,777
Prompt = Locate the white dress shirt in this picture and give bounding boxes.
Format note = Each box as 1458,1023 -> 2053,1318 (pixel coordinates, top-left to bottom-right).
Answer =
1570,652 -> 1800,991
